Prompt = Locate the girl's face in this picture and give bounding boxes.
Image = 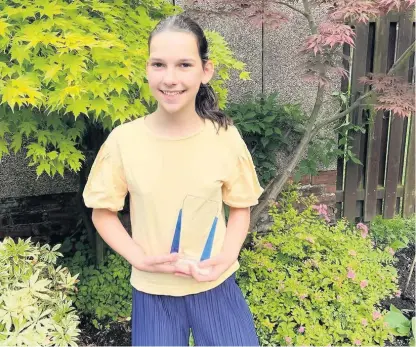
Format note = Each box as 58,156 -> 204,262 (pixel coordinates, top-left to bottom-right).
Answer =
146,31 -> 214,115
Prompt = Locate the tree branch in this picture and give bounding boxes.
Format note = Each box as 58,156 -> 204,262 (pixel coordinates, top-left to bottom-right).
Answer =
387,41 -> 415,76
301,0 -> 317,33
314,92 -> 371,129
273,1 -> 309,17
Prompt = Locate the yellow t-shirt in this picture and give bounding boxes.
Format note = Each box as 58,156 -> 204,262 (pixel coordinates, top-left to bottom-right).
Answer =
83,117 -> 263,296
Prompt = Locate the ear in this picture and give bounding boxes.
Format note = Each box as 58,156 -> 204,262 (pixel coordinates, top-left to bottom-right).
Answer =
202,60 -> 214,84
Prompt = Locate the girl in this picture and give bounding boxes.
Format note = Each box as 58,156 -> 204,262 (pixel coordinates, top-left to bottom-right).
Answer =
83,14 -> 263,346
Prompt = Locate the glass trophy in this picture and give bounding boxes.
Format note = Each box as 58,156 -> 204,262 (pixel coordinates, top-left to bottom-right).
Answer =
170,195 -> 220,276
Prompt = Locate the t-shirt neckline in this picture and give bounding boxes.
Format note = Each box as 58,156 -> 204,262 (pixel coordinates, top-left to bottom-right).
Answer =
142,116 -> 207,141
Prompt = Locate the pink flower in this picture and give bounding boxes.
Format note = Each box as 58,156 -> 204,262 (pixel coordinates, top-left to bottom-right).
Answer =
264,242 -> 274,250
312,204 -> 331,222
360,280 -> 368,288
354,339 -> 362,346
349,250 -> 357,256
347,268 -> 356,279
284,336 -> 292,344
387,247 -> 395,256
361,318 -> 368,326
299,293 -> 308,299
357,223 -> 368,238
395,290 -> 401,297
372,311 -> 382,320
298,326 -> 305,333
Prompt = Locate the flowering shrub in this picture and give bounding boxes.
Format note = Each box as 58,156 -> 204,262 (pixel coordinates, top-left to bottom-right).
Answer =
237,190 -> 399,346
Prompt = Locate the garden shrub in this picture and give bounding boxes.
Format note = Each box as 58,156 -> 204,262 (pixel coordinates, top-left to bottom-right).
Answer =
59,234 -> 131,328
369,214 -> 415,251
237,189 -> 400,346
226,93 -> 306,186
0,237 -> 80,346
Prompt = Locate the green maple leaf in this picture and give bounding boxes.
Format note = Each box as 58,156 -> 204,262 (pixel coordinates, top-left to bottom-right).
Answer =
115,67 -> 131,79
108,77 -> 129,95
26,143 -> 46,160
43,64 -> 62,83
1,85 -> 21,109
11,133 -> 22,153
61,54 -> 88,77
37,130 -> 51,146
36,161 -> 51,177
110,95 -> 128,112
47,151 -> 58,160
67,128 -> 82,141
19,121 -> 38,137
0,19 -> 11,37
46,115 -> 64,130
39,1 -> 63,18
0,138 -> 9,160
65,98 -> 89,118
32,57 -> 49,72
140,83 -> 153,105
54,160 -> 65,177
0,121 -> 10,137
86,80 -> 107,99
10,44 -> 31,65
89,97 -> 109,116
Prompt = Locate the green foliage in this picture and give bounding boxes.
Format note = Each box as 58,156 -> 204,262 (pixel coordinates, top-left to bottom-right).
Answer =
0,237 -> 80,346
227,93 -> 306,186
59,233 -> 131,328
295,121 -> 364,181
385,304 -> 415,346
0,0 -> 248,176
237,189 -> 399,346
369,215 -> 416,251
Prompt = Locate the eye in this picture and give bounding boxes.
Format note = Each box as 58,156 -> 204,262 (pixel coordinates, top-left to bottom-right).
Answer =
151,62 -> 164,68
180,63 -> 192,68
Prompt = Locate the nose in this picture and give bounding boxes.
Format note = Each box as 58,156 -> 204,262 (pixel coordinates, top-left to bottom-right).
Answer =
162,67 -> 178,86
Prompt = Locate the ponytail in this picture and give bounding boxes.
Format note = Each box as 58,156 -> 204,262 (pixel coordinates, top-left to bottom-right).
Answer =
195,83 -> 233,131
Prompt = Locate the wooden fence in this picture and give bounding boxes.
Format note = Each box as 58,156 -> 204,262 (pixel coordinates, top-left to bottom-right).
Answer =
336,12 -> 415,222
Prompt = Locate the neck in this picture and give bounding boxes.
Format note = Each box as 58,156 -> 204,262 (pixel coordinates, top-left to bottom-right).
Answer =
153,104 -> 203,129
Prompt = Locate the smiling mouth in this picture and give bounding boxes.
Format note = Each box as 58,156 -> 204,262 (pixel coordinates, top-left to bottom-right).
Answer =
160,90 -> 186,96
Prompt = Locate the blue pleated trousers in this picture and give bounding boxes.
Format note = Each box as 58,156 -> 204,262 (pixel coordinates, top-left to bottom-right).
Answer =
131,275 -> 259,346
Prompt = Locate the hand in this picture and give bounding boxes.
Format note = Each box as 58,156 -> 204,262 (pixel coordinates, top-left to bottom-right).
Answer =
188,253 -> 237,282
134,252 -> 180,274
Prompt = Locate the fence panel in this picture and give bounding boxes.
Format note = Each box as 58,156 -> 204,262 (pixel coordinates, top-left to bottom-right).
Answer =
337,13 -> 415,222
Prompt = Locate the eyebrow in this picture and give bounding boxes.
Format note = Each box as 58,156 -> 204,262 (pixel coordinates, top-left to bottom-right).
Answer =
149,58 -> 197,63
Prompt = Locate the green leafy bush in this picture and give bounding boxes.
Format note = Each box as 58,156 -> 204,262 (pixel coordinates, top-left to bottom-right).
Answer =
0,0 -> 248,176
59,235 -> 131,328
237,189 -> 399,346
227,93 -> 306,186
369,215 -> 416,251
0,237 -> 80,346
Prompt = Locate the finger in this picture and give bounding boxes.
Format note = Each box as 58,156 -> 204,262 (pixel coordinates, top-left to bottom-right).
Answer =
153,263 -> 177,273
146,253 -> 178,265
199,257 -> 218,268
175,272 -> 192,278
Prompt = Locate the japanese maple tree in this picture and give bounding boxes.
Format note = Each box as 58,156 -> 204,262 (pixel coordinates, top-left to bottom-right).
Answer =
187,0 -> 415,229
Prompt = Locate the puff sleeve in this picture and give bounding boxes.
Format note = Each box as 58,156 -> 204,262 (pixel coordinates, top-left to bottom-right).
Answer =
222,131 -> 264,208
83,131 -> 128,212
